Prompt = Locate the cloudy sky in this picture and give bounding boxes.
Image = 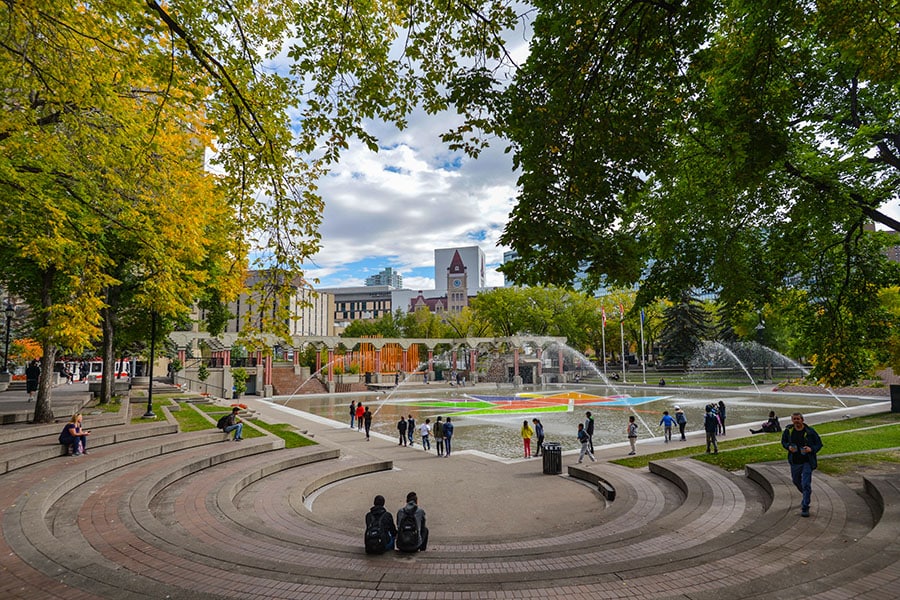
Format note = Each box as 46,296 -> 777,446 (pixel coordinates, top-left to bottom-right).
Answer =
304,110 -> 519,291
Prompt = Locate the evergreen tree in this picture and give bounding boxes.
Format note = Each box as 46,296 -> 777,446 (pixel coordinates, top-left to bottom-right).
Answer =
659,293 -> 712,369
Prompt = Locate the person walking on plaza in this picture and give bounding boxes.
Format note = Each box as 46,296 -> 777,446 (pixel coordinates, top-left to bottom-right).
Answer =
433,416 -> 445,456
659,410 -> 676,443
577,423 -> 595,463
704,404 -> 718,454
584,411 -> 595,453
443,417 -> 454,457
781,412 -> 823,518
397,416 -> 407,446
406,414 -> 416,446
349,401 -> 356,429
420,418 -> 432,451
717,400 -> 727,435
532,418 -> 544,457
363,406 -> 373,441
521,419 -> 534,458
626,415 -> 638,455
674,405 -> 687,441
25,359 -> 40,402
355,402 -> 365,432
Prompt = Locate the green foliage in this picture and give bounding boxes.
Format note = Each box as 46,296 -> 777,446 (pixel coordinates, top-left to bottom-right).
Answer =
658,293 -> 712,368
231,367 -> 248,397
197,363 -> 210,382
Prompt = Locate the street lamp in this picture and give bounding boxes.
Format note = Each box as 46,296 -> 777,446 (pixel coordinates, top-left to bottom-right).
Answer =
3,302 -> 14,374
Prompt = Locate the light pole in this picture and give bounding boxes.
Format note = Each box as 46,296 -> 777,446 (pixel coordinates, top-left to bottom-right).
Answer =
3,302 -> 14,374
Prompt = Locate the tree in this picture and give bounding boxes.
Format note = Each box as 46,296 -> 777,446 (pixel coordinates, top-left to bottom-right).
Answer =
493,1 -> 900,383
659,293 -> 712,369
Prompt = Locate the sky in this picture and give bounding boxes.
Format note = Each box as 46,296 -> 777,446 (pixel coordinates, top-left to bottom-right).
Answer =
303,110 -> 519,291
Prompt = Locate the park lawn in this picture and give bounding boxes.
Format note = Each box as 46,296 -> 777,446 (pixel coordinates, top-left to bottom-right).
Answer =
250,420 -> 317,448
174,402 -> 217,431
613,412 -> 900,472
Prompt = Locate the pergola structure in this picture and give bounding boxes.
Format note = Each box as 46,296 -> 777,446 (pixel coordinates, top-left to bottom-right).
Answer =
168,332 -> 571,395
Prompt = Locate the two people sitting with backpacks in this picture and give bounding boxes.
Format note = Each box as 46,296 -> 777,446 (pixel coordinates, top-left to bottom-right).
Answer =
364,491 -> 428,554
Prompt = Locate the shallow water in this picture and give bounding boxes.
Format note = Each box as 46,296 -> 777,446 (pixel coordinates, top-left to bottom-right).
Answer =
273,384 -> 872,459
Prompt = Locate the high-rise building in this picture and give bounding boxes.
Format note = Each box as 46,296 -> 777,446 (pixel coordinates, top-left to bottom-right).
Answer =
365,267 -> 403,288
434,246 -> 485,291
502,250 -> 519,287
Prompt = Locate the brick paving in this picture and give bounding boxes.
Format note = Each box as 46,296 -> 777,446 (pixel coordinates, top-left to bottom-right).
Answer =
0,386 -> 896,598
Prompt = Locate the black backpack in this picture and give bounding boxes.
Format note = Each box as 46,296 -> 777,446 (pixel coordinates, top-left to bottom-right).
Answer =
216,415 -> 230,430
396,508 -> 419,552
364,513 -> 388,554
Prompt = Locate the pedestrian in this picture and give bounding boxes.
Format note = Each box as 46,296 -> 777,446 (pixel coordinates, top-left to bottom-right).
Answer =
396,491 -> 428,552
364,494 -> 397,554
584,411 -> 595,453
25,359 -> 40,402
659,410 -> 675,443
395,371 -> 400,386
406,414 -> 416,446
349,401 -> 356,429
356,402 -> 365,432
717,400 -> 727,435
674,405 -> 687,441
781,412 -> 823,517
433,416 -> 444,456
420,418 -> 432,451
704,404 -> 718,454
532,418 -> 544,457
363,406 -> 373,441
423,370 -> 429,384
397,415 -> 407,446
443,417 -> 454,457
521,419 -> 534,458
626,415 -> 638,455
577,423 -> 595,463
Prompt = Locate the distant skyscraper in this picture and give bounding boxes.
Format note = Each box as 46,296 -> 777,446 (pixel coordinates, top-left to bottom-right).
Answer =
502,250 -> 519,287
365,267 -> 403,288
434,246 -> 485,291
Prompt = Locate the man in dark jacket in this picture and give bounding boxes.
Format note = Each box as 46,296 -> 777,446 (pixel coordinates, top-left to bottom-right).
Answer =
396,491 -> 428,552
781,412 -> 823,518
584,411 -> 595,453
704,405 -> 719,454
365,495 -> 396,553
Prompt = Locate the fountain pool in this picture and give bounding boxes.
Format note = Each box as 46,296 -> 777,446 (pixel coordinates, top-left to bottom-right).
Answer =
270,384 -> 877,460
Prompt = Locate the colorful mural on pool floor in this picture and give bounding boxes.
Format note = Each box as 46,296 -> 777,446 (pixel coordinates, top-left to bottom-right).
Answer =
406,391 -> 670,416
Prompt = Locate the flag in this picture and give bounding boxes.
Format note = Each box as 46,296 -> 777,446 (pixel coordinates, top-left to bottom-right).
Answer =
601,307 -> 607,327
619,303 -> 625,321
640,308 -> 645,325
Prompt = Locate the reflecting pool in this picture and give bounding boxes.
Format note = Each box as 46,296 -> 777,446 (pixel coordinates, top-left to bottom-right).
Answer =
271,384 -> 875,459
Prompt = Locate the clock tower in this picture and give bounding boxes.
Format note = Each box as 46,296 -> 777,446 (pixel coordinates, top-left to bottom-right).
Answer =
446,250 -> 468,313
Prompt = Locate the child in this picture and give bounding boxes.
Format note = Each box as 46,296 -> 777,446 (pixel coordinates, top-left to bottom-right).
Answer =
627,416 -> 638,455
659,410 -> 676,443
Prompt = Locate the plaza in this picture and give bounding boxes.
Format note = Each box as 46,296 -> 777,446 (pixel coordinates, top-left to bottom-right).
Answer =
0,380 -> 897,599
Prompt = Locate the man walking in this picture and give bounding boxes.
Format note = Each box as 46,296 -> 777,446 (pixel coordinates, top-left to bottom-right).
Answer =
443,417 -> 454,457
704,404 -> 718,454
584,411 -> 595,453
781,412 -> 823,518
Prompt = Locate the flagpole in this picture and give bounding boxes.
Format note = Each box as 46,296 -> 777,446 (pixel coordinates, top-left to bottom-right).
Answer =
640,308 -> 647,384
619,304 -> 626,383
601,307 -> 607,376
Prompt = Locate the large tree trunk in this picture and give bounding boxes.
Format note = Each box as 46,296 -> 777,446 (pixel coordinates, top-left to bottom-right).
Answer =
32,269 -> 58,423
32,345 -> 58,423
99,286 -> 120,404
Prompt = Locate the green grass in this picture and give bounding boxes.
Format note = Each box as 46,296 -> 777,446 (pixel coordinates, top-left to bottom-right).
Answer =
174,402 -> 217,431
130,400 -> 173,423
817,451 -> 900,475
249,420 -> 316,448
92,399 -> 124,413
613,412 -> 900,472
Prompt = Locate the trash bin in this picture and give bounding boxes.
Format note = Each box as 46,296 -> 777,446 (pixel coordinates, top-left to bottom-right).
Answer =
892,384 -> 900,413
542,442 -> 562,475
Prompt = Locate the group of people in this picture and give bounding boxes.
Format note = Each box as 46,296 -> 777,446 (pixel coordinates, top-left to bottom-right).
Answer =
397,414 -> 455,456
519,418 -> 546,458
349,401 -> 374,440
364,491 -> 428,554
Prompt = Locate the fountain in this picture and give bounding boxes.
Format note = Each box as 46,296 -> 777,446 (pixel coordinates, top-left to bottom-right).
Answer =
691,341 -> 762,393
